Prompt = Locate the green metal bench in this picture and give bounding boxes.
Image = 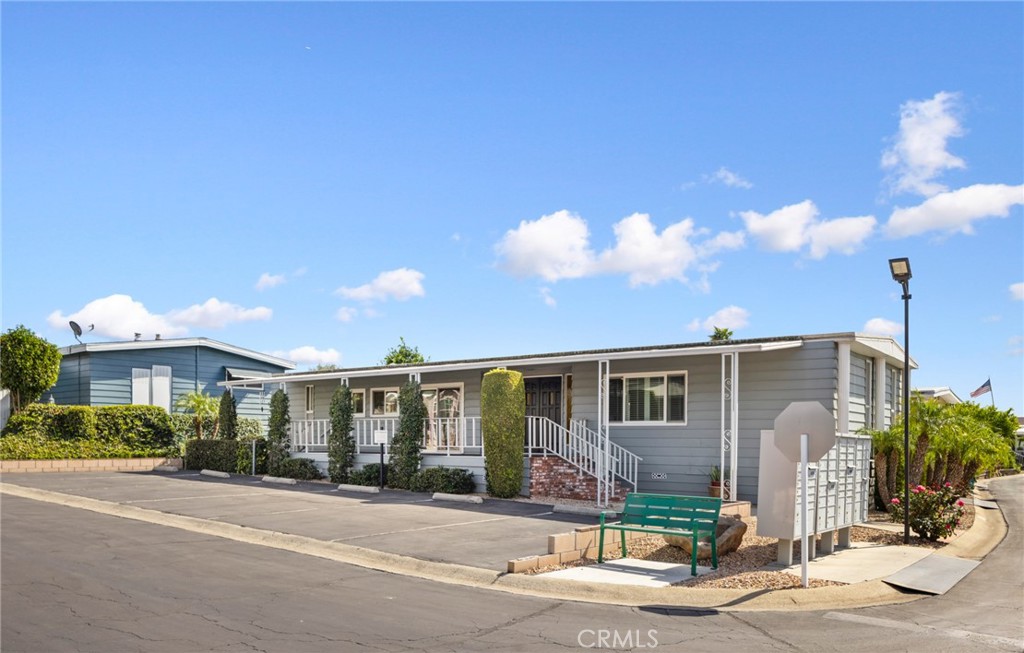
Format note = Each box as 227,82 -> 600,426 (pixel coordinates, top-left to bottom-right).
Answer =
598,492 -> 723,576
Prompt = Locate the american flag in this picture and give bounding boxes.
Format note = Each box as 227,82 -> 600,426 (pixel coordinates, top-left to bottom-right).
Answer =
970,379 -> 992,398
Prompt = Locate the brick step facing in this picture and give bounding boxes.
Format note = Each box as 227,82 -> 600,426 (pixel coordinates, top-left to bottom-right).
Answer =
527,455 -> 629,503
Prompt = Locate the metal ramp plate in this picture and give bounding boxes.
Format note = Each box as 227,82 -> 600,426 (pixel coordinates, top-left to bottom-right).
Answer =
883,555 -> 980,595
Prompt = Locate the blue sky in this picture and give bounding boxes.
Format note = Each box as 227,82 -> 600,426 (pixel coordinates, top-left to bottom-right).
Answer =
3,3 -> 1022,414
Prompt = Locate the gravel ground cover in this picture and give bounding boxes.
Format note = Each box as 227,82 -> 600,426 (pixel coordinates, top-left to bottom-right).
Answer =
524,504 -> 975,590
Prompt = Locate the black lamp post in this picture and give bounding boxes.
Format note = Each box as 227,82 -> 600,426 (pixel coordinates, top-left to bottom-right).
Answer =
889,257 -> 912,544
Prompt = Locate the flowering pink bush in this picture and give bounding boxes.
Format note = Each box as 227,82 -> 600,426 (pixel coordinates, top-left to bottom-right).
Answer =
888,482 -> 965,541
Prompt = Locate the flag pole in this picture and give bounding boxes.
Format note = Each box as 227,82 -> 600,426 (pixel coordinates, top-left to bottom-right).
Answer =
989,376 -> 995,407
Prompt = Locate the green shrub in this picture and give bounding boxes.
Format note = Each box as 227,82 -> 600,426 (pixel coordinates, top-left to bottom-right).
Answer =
170,413 -> 217,452
276,457 -> 323,481
349,463 -> 386,486
388,381 -> 425,489
52,406 -> 98,440
481,368 -> 525,498
237,418 -> 263,441
328,385 -> 357,483
184,439 -> 238,472
235,438 -> 268,475
267,390 -> 290,475
889,482 -> 966,541
94,406 -> 174,450
218,392 -> 239,440
409,466 -> 476,494
0,404 -> 176,460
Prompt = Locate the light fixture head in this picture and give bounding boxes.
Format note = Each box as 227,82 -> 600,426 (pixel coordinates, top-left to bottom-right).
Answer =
889,257 -> 912,283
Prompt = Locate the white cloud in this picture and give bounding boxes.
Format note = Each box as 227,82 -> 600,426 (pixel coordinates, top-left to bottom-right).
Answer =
336,307 -> 358,323
806,215 -> 877,259
883,184 -> 1024,238
255,272 -> 286,291
47,294 -> 270,340
687,305 -> 750,333
863,317 -> 902,336
271,346 -> 340,367
739,200 -> 875,258
336,268 -> 426,302
165,298 -> 272,328
704,167 -> 753,189
881,91 -> 965,197
495,210 -> 744,287
539,287 -> 556,308
1011,283 -> 1024,301
495,210 -> 595,282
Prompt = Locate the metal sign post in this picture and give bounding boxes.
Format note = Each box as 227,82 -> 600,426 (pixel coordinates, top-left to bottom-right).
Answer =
773,402 -> 836,588
374,428 -> 388,489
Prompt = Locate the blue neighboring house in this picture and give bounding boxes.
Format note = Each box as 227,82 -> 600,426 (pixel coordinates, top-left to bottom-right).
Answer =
43,337 -> 294,427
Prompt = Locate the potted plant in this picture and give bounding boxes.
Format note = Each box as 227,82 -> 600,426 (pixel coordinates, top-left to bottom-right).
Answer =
708,465 -> 722,498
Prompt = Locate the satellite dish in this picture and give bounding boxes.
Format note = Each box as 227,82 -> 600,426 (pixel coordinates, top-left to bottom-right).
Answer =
69,321 -> 83,343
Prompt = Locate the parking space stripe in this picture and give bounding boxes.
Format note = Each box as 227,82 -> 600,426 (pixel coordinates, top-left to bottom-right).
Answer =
331,511 -> 555,542
823,612 -> 1024,651
123,492 -> 266,503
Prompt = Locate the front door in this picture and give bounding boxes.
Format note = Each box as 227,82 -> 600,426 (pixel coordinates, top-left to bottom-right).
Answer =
524,377 -> 562,426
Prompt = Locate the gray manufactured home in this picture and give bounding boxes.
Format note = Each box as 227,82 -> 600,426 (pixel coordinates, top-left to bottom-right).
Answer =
46,337 -> 295,427
224,332 -> 910,503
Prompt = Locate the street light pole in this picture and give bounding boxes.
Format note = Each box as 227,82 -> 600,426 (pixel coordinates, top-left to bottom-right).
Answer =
889,257 -> 912,545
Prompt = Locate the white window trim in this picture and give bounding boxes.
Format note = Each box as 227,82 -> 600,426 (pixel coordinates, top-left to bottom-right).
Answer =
609,371 -> 688,426
350,389 -> 366,417
305,385 -> 316,417
370,387 -> 400,417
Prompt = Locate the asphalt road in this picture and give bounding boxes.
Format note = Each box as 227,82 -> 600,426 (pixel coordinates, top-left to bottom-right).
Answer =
2,475 -> 1021,652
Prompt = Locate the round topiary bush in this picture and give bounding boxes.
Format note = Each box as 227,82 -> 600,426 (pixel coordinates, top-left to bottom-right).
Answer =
481,368 -> 525,498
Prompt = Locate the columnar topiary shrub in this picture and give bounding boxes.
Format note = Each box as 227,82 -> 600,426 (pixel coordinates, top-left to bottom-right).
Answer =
218,392 -> 239,440
328,385 -> 357,483
388,381 -> 425,489
481,368 -> 525,498
267,389 -> 291,476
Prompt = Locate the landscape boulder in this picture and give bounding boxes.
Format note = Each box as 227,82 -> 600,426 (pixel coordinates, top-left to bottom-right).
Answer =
663,515 -> 748,560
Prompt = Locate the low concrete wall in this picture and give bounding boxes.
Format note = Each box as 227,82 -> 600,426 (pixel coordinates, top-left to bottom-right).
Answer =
0,457 -> 183,474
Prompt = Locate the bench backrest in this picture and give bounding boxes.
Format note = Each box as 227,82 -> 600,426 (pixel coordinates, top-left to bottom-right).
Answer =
619,493 -> 722,531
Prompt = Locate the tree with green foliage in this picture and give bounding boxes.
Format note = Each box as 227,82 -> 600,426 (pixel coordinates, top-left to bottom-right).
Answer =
382,337 -> 426,365
388,380 -> 425,488
328,385 -> 357,483
481,368 -> 525,498
0,325 -> 62,413
174,391 -> 221,440
709,327 -> 733,341
267,389 -> 291,475
217,391 -> 239,440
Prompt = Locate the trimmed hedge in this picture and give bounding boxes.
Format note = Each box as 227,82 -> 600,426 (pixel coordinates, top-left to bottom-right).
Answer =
277,457 -> 323,481
235,438 -> 268,475
184,439 -> 238,472
481,369 -> 525,498
388,381 -> 425,489
237,418 -> 263,441
349,463 -> 386,486
409,466 -> 476,494
1,404 -> 176,460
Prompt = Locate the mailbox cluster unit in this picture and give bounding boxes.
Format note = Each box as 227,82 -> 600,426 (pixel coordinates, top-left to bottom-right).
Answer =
757,432 -> 873,565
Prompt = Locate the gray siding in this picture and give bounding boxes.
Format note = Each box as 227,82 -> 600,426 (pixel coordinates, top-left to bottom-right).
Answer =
849,353 -> 869,432
47,345 -> 287,428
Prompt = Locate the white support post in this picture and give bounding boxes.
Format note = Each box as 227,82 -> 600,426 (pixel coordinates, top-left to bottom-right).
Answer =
597,360 -> 611,507
837,342 -> 851,434
873,357 -> 887,430
720,353 -> 740,501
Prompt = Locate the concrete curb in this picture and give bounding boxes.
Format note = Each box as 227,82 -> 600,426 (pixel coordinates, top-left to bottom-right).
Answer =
262,476 -> 297,485
338,484 -> 380,494
200,469 -> 230,479
554,504 -> 614,518
433,492 -> 483,504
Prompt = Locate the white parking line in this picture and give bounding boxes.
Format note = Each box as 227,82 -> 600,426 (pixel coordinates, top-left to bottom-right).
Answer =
331,512 -> 555,542
123,493 -> 264,504
823,612 -> 1024,651
265,508 -> 319,515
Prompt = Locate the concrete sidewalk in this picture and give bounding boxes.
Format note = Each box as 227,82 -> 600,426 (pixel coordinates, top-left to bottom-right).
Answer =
0,470 -> 1010,612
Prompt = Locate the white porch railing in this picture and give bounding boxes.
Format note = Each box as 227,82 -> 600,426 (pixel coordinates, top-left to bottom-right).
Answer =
289,417 -> 481,455
525,416 -> 641,491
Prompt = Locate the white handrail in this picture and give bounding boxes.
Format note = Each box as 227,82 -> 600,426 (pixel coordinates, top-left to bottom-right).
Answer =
526,416 -> 642,491
292,417 -> 481,455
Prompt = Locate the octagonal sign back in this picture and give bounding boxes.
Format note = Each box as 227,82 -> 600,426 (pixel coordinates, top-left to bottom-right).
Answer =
773,401 -> 836,463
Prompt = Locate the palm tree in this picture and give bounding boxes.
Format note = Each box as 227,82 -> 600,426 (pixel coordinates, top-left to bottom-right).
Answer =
174,391 -> 220,439
709,327 -> 733,341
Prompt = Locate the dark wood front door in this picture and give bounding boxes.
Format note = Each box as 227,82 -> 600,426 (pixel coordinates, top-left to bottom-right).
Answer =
524,377 -> 562,425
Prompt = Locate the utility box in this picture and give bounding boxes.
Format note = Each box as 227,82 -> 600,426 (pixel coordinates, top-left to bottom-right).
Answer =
757,430 -> 872,564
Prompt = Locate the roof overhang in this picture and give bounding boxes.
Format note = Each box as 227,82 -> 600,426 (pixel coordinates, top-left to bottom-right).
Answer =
220,339 -> 804,388
59,337 -> 295,370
